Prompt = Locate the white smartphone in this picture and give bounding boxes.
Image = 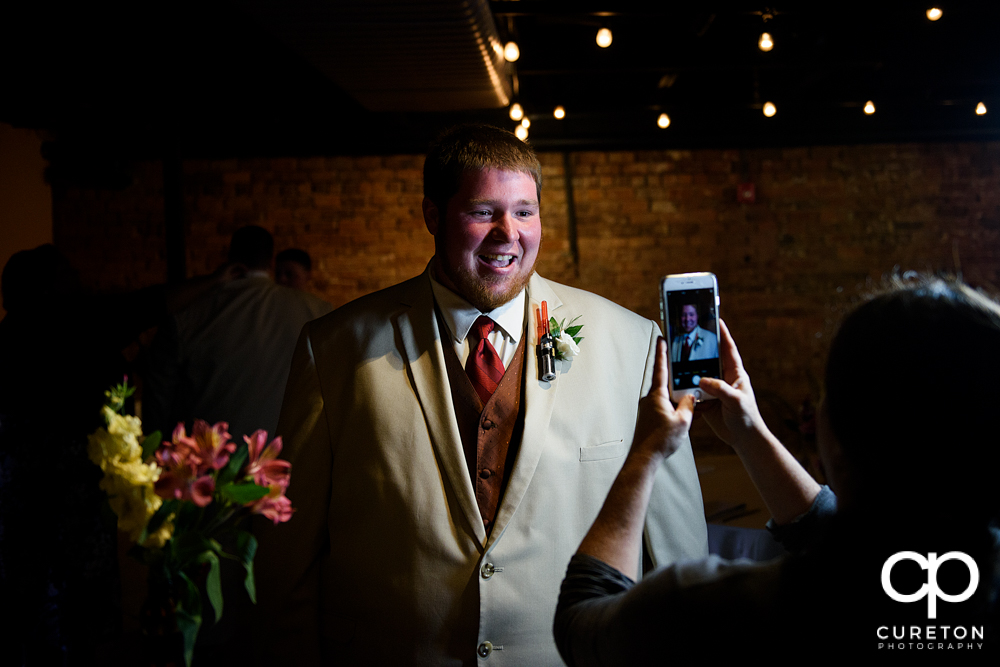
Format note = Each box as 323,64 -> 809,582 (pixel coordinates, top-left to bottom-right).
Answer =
659,272 -> 722,402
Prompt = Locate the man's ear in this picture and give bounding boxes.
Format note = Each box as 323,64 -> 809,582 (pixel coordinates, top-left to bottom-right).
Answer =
422,197 -> 439,235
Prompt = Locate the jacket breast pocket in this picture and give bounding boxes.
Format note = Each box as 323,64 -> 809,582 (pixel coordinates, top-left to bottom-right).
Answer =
579,438 -> 625,462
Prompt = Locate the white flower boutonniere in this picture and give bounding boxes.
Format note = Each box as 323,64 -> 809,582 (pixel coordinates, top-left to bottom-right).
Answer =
549,316 -> 584,361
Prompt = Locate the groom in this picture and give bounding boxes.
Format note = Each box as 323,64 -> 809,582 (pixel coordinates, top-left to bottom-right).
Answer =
255,125 -> 707,665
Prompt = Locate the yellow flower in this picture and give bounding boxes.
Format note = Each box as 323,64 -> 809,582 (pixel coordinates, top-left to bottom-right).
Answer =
106,482 -> 163,542
114,459 -> 161,486
88,428 -> 140,469
142,515 -> 176,548
104,406 -> 142,435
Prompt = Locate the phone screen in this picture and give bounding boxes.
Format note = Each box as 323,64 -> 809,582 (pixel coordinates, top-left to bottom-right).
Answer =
665,287 -> 721,390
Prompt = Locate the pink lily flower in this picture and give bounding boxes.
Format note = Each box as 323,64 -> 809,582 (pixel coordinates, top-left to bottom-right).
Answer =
244,430 -> 291,489
153,421 -> 229,506
187,420 -> 236,473
155,467 -> 216,507
155,423 -> 197,469
252,492 -> 294,524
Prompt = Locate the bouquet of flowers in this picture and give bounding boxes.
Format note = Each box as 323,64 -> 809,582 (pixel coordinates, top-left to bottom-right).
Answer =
87,380 -> 293,666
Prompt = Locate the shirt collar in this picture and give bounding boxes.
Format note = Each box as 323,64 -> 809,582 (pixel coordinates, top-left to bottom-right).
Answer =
429,273 -> 525,344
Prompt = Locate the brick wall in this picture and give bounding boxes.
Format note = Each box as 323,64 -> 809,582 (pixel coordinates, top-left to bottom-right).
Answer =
53,141 -> 1000,452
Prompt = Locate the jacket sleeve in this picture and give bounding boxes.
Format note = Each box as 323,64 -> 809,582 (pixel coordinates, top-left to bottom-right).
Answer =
253,322 -> 333,665
639,319 -> 711,566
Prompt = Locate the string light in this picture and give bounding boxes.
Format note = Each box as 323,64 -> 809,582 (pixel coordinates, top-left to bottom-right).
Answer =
977,102 -> 987,115
926,8 -> 942,21
596,28 -> 612,48
763,101 -> 776,117
521,117 -> 531,128
553,105 -> 566,119
504,41 -> 520,62
509,103 -> 524,121
758,32 -> 774,52
515,124 -> 528,141
657,113 -> 671,128
864,100 -> 876,115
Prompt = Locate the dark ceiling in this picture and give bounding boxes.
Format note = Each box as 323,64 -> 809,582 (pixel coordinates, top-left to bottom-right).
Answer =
3,1 -> 1000,163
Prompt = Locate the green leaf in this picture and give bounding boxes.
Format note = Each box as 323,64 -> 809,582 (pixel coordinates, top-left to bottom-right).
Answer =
174,609 -> 200,667
218,442 -> 249,486
219,481 -> 270,505
565,324 -> 584,337
175,572 -> 203,667
548,316 -> 560,335
573,336 -> 584,345
105,381 -> 137,414
171,532 -> 215,567
140,430 -> 162,461
236,530 -> 258,604
197,550 -> 224,623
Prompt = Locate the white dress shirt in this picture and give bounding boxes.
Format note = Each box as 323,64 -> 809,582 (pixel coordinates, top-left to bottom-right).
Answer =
429,274 -> 525,369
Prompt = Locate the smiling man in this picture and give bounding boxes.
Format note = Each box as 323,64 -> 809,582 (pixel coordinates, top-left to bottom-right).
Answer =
671,302 -> 719,362
255,125 -> 707,666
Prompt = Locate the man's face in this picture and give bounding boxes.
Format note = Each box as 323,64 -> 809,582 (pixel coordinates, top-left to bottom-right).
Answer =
680,305 -> 699,333
275,261 -> 309,290
424,168 -> 541,312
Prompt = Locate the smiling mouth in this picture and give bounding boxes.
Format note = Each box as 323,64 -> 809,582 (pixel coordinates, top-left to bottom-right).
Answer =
479,253 -> 516,268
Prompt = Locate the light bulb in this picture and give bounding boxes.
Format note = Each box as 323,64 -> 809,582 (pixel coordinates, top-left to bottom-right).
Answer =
926,8 -> 942,21
521,117 -> 531,128
553,105 -> 566,119
977,102 -> 987,115
504,41 -> 520,62
509,103 -> 524,121
864,100 -> 875,115
515,124 -> 528,141
758,32 -> 774,52
596,28 -> 612,48
657,113 -> 671,128
763,101 -> 776,117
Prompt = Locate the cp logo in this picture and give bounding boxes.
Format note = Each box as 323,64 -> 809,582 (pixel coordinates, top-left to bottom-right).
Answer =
881,551 -> 979,619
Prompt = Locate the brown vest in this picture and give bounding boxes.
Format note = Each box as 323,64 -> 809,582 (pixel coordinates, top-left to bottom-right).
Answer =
441,330 -> 527,535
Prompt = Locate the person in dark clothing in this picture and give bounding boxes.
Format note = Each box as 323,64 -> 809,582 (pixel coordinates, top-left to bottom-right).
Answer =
555,275 -> 1000,662
0,244 -> 241,664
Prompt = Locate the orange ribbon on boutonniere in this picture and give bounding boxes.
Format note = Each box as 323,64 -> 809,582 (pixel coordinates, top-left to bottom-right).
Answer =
535,301 -> 557,382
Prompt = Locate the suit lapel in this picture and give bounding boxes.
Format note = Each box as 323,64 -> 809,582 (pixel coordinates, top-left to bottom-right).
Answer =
489,273 -> 563,546
395,271 -> 487,548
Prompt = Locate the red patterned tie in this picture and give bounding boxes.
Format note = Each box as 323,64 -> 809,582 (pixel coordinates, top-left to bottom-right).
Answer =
466,316 -> 506,404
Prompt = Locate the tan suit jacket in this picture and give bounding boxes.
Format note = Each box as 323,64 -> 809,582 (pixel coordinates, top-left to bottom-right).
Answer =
256,269 -> 707,666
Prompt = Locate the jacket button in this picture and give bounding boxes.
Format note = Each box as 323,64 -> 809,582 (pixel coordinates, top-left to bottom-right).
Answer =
481,561 -> 495,579
479,468 -> 492,479
477,641 -> 493,658
481,418 -> 494,430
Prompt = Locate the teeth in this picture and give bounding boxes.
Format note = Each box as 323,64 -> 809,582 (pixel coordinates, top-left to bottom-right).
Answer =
482,254 -> 514,261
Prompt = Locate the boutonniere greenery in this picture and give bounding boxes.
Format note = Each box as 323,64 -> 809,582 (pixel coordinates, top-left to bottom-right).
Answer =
549,315 -> 584,360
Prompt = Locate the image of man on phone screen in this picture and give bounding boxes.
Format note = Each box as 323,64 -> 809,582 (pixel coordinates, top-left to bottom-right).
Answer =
671,303 -> 719,362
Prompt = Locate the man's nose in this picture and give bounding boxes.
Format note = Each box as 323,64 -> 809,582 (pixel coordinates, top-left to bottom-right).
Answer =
490,211 -> 518,242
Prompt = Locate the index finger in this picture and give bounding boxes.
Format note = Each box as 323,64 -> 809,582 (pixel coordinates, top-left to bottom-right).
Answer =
649,336 -> 669,394
718,320 -> 745,384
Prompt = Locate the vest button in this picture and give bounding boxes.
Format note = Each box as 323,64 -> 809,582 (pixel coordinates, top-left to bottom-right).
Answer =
481,419 -> 495,430
477,641 -> 493,658
481,561 -> 495,579
479,468 -> 492,479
